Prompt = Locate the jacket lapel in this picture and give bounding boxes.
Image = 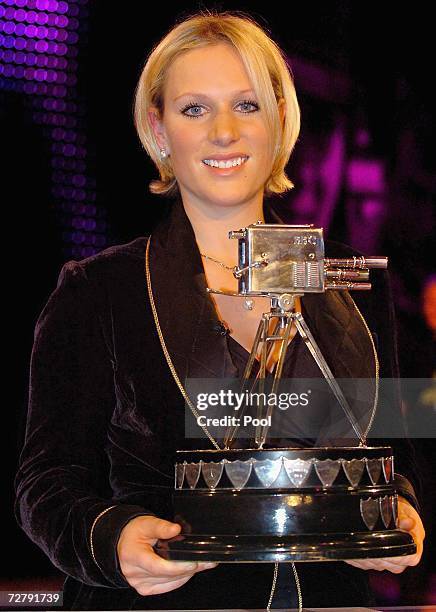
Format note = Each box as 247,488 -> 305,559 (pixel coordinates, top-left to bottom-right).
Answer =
148,198 -> 237,385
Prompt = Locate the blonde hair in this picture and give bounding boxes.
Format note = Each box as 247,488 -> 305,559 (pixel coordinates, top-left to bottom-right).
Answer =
133,10 -> 300,198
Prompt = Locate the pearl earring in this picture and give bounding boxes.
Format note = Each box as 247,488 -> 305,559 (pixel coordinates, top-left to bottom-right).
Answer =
160,148 -> 168,159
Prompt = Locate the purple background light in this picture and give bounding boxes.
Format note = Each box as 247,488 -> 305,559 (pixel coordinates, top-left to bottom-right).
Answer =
0,0 -> 104,259
347,159 -> 385,193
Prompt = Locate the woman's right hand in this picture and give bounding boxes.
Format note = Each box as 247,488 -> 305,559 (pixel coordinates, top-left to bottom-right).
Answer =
117,515 -> 217,596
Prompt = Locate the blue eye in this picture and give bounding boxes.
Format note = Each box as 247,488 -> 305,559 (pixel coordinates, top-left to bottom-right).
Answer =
238,100 -> 259,112
180,103 -> 205,118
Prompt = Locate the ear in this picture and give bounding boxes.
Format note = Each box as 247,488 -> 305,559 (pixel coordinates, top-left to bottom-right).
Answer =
277,98 -> 286,127
148,107 -> 168,151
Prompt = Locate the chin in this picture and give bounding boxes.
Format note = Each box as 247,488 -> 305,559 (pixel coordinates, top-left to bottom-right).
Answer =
204,187 -> 263,208
206,198 -> 254,211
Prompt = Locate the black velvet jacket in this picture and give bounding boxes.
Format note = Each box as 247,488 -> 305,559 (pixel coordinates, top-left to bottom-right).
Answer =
15,199 -> 420,610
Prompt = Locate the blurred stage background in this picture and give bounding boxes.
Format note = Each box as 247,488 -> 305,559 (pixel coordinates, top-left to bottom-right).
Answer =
1,0 -> 434,607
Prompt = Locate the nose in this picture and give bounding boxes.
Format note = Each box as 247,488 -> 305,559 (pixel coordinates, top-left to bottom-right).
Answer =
208,109 -> 240,145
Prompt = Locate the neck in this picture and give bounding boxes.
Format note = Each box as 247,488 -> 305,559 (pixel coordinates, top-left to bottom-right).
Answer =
182,196 -> 265,265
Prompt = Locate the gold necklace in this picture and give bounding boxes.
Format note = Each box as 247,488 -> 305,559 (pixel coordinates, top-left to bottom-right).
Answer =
199,252 -> 237,272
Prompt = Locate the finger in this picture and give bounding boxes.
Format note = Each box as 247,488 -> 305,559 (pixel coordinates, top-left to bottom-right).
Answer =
138,516 -> 182,541
397,501 -> 425,550
139,564 -> 217,583
140,558 -> 217,576
353,554 -> 415,565
345,559 -> 406,573
389,551 -> 423,567
345,554 -> 417,572
346,559 -> 391,570
380,563 -> 407,574
195,562 -> 219,572
132,546 -> 202,577
396,521 -> 423,559
397,499 -> 421,527
375,554 -> 416,565
147,557 -> 217,577
344,559 -> 371,569
398,517 -> 415,530
126,566 -> 195,586
135,574 -> 194,596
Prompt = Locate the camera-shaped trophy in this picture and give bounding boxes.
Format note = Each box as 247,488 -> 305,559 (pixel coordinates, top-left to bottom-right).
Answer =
156,224 -> 416,562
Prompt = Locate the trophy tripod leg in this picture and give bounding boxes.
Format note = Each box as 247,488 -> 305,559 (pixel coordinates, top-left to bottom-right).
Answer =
257,314 -> 295,447
256,317 -> 270,436
293,312 -> 366,445
237,317 -> 282,445
246,317 -> 281,394
224,316 -> 271,448
242,314 -> 268,380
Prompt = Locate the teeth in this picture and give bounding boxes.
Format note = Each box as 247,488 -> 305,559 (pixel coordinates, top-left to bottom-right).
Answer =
203,156 -> 248,168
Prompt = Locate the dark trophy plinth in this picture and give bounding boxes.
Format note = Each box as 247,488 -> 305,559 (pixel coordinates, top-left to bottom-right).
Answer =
156,447 -> 415,562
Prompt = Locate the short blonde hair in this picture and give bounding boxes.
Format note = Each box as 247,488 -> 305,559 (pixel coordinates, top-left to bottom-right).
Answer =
133,10 -> 300,198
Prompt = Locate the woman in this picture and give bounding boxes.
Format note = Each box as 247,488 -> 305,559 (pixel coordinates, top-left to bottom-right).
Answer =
15,11 -> 424,610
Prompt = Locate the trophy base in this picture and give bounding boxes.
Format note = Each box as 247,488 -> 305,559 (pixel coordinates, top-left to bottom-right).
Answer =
156,530 -> 415,562
161,447 -> 417,563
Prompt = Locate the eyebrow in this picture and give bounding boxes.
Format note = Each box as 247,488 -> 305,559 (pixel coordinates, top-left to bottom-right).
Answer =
173,89 -> 255,102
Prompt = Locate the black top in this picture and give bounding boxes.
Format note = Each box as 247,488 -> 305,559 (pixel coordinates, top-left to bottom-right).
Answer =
227,332 -> 318,379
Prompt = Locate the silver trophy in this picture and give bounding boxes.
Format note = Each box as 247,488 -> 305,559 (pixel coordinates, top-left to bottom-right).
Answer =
157,224 -> 416,562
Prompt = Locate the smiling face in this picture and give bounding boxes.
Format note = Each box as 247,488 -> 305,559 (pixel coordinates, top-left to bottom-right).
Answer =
149,43 -> 282,214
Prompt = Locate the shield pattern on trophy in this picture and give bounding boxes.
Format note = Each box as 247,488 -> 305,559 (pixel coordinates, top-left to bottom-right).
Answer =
253,458 -> 282,487
283,458 -> 312,487
314,459 -> 341,487
360,497 -> 380,530
225,459 -> 252,490
185,462 -> 201,489
380,495 -> 393,528
175,463 -> 186,489
201,461 -> 224,489
342,458 -> 365,488
366,457 -> 382,485
383,456 -> 393,483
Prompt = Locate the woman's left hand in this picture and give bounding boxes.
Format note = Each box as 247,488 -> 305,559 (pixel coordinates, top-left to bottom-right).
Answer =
345,497 -> 425,573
